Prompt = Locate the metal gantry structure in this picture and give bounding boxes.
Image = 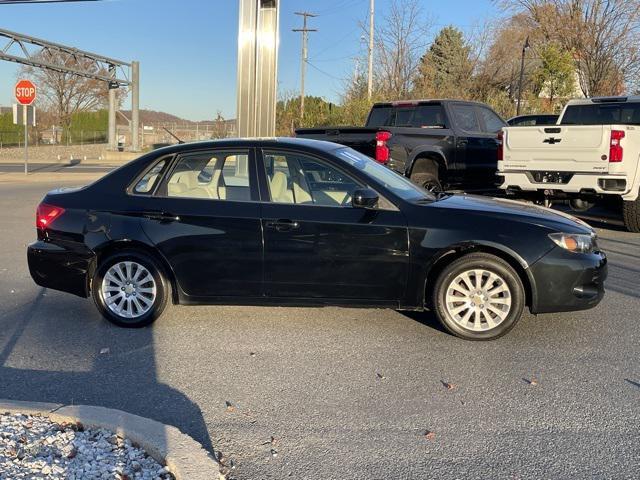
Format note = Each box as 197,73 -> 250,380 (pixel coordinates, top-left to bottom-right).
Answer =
0,27 -> 140,151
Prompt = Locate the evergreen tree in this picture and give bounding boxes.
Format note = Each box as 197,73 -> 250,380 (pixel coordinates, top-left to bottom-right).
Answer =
415,26 -> 474,98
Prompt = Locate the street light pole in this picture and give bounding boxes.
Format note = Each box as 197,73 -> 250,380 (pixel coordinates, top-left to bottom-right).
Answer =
516,36 -> 530,116
367,0 -> 374,99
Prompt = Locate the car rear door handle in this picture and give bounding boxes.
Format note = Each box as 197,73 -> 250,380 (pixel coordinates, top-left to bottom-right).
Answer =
142,211 -> 181,223
265,219 -> 300,232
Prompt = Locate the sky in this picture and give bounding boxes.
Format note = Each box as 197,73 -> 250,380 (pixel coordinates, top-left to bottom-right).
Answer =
0,0 -> 499,121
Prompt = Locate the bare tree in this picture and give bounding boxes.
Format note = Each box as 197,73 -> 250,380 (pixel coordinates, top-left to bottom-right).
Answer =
19,50 -> 118,130
368,0 -> 432,98
499,0 -> 640,96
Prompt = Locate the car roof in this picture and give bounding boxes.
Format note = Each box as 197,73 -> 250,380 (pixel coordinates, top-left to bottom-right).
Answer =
371,99 -> 491,108
149,137 -> 345,156
565,95 -> 640,106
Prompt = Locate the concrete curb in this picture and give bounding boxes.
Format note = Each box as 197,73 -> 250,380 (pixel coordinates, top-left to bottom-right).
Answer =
0,399 -> 223,480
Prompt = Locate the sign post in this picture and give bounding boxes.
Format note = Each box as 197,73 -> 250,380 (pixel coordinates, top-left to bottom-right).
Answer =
14,79 -> 37,175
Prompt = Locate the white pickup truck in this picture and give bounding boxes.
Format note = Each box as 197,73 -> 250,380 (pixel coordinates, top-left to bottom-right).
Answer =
498,96 -> 640,232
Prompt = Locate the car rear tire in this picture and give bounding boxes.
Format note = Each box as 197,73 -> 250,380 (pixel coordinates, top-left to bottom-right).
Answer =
92,250 -> 169,328
623,194 -> 640,233
411,160 -> 442,193
432,253 -> 525,341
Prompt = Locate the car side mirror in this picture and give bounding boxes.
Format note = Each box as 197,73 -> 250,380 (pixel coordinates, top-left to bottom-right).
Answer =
352,188 -> 379,209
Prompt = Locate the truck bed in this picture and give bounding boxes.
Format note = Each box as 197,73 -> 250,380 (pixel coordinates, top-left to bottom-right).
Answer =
295,127 -> 383,159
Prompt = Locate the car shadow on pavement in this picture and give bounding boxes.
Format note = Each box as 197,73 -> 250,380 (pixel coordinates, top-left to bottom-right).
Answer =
398,309 -> 449,335
0,288 -> 216,456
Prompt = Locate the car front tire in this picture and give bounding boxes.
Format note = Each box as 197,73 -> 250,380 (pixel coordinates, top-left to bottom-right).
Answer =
92,250 -> 169,328
432,253 -> 525,341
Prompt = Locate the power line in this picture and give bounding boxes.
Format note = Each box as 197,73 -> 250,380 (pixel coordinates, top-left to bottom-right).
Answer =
293,11 -> 317,120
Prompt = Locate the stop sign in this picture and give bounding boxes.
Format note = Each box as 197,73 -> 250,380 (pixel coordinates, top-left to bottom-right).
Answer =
15,80 -> 37,106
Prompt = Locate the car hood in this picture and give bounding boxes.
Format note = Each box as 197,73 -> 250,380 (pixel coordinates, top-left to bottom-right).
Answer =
431,194 -> 593,233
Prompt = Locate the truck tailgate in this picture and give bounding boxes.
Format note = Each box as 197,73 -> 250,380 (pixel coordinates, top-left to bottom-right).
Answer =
503,125 -> 608,172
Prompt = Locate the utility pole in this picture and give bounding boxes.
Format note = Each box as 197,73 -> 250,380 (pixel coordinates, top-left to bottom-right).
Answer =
516,36 -> 530,116
367,0 -> 374,99
293,11 -> 317,120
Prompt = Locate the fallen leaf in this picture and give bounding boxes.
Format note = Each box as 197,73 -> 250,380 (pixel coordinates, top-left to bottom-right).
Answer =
441,381 -> 456,391
424,430 -> 436,441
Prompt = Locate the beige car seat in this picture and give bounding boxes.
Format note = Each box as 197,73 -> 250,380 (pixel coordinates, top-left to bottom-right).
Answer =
270,171 -> 294,203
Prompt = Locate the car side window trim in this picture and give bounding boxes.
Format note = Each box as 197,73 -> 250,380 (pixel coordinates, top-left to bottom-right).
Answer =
153,147 -> 260,203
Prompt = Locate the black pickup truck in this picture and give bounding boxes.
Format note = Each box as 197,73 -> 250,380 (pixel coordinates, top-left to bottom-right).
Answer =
296,99 -> 507,192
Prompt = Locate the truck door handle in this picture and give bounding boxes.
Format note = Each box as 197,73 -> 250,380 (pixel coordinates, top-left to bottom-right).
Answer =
265,219 -> 300,232
142,211 -> 181,222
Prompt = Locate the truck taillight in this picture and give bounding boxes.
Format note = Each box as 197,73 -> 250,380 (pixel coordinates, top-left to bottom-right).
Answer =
375,131 -> 392,164
36,203 -> 65,229
609,130 -> 625,162
497,131 -> 504,161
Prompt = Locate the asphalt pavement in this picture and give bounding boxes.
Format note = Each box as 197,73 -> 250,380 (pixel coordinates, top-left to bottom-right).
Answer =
0,180 -> 638,480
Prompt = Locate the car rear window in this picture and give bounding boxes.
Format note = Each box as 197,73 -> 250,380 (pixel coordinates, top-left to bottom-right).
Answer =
561,103 -> 640,125
367,104 -> 447,128
367,106 -> 394,127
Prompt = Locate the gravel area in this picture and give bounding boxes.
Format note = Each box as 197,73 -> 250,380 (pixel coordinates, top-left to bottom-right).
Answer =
0,413 -> 174,480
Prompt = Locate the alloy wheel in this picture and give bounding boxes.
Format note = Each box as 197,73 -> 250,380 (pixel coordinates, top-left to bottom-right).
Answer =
101,261 -> 157,319
444,269 -> 512,332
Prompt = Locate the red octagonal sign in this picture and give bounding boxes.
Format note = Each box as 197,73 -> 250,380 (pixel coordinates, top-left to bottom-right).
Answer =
15,79 -> 37,106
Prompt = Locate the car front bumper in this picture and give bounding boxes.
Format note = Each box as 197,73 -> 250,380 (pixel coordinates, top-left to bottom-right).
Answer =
529,246 -> 607,314
27,240 -> 95,298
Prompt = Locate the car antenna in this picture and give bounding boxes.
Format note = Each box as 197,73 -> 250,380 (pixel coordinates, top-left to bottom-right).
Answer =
162,127 -> 185,144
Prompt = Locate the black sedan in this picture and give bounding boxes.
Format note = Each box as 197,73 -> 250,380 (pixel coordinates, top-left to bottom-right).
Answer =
27,138 -> 607,340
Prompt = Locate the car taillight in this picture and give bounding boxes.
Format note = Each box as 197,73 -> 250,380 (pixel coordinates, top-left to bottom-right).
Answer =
497,131 -> 504,161
609,130 -> 625,162
375,131 -> 392,164
36,203 -> 65,229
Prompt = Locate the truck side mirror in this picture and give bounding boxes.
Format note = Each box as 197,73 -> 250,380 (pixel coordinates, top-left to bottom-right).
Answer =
352,188 -> 379,209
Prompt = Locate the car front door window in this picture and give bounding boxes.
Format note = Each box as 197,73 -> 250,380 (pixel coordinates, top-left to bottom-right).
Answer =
262,151 -> 361,207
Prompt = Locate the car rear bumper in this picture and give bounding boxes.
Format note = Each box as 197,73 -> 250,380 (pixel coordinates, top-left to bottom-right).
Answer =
529,246 -> 607,314
27,240 -> 95,298
499,170 -> 636,200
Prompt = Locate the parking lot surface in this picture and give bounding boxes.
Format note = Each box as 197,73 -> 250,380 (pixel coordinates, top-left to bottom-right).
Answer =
1,181 -> 638,479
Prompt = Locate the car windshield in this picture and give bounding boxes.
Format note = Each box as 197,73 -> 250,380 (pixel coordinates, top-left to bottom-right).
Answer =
334,147 -> 435,202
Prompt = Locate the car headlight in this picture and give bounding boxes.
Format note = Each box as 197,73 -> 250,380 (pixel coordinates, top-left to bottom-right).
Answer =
549,233 -> 597,254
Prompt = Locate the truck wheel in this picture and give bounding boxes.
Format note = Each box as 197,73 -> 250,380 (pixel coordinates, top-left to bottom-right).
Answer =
623,195 -> 640,233
411,159 -> 442,193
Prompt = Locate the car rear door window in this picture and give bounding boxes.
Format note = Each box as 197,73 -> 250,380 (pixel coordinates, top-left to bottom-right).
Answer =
450,104 -> 481,133
262,150 -> 362,207
477,106 -> 506,133
163,150 -> 252,201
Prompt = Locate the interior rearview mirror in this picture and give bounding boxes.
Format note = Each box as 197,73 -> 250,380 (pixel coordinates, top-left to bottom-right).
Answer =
352,188 -> 379,209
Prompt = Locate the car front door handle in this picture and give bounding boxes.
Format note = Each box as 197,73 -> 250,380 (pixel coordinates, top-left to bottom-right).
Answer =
142,211 -> 181,223
265,219 -> 300,232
